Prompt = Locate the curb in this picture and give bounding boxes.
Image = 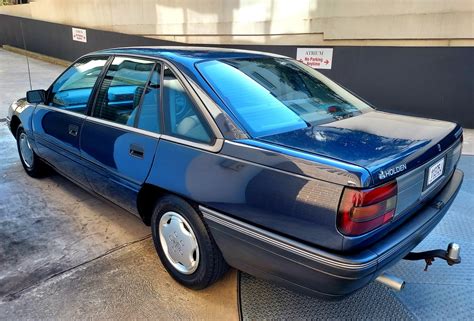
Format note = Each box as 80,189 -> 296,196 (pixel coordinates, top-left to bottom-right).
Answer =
1,45 -> 71,66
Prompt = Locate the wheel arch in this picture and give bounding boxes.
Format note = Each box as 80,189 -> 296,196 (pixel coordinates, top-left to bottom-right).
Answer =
10,115 -> 21,137
137,183 -> 199,226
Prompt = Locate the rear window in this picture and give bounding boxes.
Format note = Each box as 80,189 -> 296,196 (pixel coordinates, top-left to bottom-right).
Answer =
197,57 -> 372,137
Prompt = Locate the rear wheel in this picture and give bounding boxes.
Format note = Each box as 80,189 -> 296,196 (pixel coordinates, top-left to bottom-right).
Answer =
16,126 -> 49,178
151,195 -> 228,289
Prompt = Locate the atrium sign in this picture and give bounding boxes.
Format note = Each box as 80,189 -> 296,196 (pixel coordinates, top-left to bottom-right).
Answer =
72,27 -> 87,43
296,48 -> 333,70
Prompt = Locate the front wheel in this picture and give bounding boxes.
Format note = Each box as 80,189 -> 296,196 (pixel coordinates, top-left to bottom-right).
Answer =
151,195 -> 228,289
16,125 -> 49,178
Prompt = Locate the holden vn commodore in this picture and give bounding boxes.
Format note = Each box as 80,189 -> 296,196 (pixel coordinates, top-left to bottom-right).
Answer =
7,47 -> 463,298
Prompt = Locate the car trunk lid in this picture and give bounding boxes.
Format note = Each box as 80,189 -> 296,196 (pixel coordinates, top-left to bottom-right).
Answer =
259,111 -> 462,186
259,111 -> 463,251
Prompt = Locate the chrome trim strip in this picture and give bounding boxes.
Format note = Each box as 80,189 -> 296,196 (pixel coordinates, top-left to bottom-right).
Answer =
202,202 -> 451,272
454,127 -> 463,139
36,104 -> 87,119
161,134 -> 224,153
186,78 -> 224,119
37,100 -> 223,152
200,206 -> 377,271
101,46 -> 287,58
35,135 -> 81,158
84,116 -> 161,139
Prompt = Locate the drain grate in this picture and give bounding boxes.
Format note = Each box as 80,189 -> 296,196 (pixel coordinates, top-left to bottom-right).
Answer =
239,273 -> 414,320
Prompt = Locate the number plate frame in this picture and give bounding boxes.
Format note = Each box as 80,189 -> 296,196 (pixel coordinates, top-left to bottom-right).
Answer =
425,157 -> 445,188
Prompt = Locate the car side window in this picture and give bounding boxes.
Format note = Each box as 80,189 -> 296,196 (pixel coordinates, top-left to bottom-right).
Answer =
131,64 -> 161,133
48,57 -> 108,114
162,66 -> 213,144
92,57 -> 154,126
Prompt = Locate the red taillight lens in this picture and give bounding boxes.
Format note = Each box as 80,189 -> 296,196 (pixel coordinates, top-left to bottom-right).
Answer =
337,181 -> 397,236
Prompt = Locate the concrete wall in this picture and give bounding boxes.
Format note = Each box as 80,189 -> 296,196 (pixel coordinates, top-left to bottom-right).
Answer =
1,15 -> 473,128
1,1 -> 472,126
1,0 -> 473,46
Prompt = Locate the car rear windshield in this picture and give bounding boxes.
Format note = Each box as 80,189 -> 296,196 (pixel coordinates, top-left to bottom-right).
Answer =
196,57 -> 372,137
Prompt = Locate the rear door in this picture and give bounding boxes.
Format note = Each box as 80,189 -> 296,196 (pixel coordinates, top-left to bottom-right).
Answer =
80,56 -> 161,214
32,56 -> 109,186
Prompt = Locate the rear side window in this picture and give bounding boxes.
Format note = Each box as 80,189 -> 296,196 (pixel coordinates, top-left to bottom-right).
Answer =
162,66 -> 213,144
134,65 -> 161,133
48,57 -> 108,114
92,57 -> 154,126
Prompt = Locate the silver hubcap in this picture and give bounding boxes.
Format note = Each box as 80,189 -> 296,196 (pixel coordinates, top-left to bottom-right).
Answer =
19,132 -> 34,169
159,211 -> 200,274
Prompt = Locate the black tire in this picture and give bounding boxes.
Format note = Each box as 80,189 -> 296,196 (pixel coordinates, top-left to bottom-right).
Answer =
151,195 -> 228,290
16,125 -> 49,178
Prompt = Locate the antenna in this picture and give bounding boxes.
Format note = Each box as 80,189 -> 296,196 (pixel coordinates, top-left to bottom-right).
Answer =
20,20 -> 33,91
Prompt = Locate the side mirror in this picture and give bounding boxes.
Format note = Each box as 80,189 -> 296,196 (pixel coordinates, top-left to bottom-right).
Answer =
26,89 -> 46,104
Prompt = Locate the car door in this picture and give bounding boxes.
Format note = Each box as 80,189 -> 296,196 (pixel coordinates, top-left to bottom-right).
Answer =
80,56 -> 161,214
32,56 -> 109,187
144,64 -> 219,194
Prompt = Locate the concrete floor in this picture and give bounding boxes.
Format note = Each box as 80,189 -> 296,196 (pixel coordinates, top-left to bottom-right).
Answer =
0,124 -> 238,319
0,48 -> 473,320
0,49 -> 64,119
462,129 -> 474,155
0,48 -> 238,319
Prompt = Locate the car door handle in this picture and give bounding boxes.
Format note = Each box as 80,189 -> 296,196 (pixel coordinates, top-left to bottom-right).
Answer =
129,144 -> 144,159
68,124 -> 79,137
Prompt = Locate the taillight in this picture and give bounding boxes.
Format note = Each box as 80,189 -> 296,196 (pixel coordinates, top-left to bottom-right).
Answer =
337,181 -> 397,236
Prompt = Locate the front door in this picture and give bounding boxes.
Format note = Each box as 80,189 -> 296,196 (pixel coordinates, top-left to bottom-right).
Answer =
32,56 -> 109,186
80,57 -> 161,214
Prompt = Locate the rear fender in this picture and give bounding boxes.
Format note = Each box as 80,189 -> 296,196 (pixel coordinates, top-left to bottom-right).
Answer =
146,139 -> 346,250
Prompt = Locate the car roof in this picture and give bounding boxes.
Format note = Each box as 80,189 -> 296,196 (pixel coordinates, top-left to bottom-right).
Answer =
93,46 -> 286,64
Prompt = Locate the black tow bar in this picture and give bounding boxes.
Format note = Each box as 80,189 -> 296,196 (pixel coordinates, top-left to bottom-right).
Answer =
404,243 -> 461,271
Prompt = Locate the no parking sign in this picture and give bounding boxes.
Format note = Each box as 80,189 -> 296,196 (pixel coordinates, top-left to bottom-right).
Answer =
296,48 -> 333,70
72,27 -> 87,43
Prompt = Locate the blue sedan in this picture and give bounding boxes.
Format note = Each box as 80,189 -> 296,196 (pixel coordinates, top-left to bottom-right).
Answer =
7,47 -> 463,298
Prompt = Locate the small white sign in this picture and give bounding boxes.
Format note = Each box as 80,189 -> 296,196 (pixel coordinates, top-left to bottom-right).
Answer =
296,48 -> 333,69
72,27 -> 87,43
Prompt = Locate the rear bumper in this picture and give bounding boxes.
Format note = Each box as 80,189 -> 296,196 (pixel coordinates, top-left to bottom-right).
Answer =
202,169 -> 464,299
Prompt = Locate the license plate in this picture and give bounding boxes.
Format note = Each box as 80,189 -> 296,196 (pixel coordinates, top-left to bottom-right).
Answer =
427,158 -> 445,186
